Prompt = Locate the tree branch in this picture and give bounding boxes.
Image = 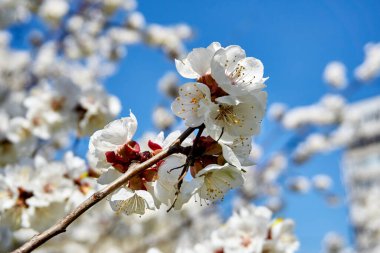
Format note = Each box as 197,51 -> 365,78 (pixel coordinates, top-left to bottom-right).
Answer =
12,127 -> 195,253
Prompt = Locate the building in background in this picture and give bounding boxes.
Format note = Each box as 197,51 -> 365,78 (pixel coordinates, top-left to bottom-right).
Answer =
343,96 -> 380,252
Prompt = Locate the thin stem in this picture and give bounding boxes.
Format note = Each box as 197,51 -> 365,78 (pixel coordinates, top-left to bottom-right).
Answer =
12,127 -> 195,253
167,124 -> 205,212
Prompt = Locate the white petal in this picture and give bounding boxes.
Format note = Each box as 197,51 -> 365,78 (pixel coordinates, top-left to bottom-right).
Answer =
215,95 -> 240,105
173,179 -> 202,210
110,188 -> 135,201
207,42 -> 222,53
221,144 -> 242,168
187,48 -> 214,77
88,112 -> 138,169
110,188 -> 154,215
158,154 -> 187,183
212,46 -> 246,75
97,169 -> 122,185
175,58 -> 199,79
135,190 -> 155,209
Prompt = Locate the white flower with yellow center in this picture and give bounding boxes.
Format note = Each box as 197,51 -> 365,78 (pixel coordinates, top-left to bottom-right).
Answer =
205,91 -> 267,143
195,164 -> 244,203
211,45 -> 267,100
193,143 -> 245,203
171,82 -> 212,127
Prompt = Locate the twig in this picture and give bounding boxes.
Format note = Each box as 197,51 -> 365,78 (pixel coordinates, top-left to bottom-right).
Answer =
12,127 -> 195,253
167,124 -> 205,212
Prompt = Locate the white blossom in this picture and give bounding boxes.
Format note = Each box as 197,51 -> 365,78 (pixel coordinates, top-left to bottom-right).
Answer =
204,91 -> 266,143
39,0 -> 69,25
175,42 -> 221,79
88,112 -> 137,170
263,218 -> 300,253
195,163 -> 244,203
158,71 -> 179,98
211,45 -> 267,100
171,82 -> 212,127
287,176 -> 310,193
312,174 -> 333,191
323,61 -> 347,89
152,106 -> 175,130
355,42 -> 380,81
269,103 -> 288,122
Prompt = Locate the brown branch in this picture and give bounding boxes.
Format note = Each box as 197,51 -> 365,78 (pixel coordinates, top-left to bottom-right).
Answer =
12,127 -> 195,253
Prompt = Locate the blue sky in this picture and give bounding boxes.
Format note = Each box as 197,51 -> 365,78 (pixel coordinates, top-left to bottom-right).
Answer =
105,1 -> 380,252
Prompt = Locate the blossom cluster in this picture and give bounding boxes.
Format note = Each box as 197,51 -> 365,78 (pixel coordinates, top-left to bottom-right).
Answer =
0,0 -> 193,165
28,197 -> 222,253
0,152 -> 95,251
175,205 -> 299,253
172,42 -> 267,143
0,0 -> 193,249
88,42 -> 267,215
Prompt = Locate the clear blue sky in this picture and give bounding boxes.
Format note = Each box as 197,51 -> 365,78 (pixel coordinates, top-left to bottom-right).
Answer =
9,0 -> 380,252
105,1 -> 380,252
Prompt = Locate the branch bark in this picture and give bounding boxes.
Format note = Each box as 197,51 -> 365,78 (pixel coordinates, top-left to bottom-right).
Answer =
12,127 -> 195,253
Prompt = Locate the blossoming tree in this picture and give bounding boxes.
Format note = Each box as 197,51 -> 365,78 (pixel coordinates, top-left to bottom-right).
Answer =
0,1 -> 302,253
4,1 -> 380,253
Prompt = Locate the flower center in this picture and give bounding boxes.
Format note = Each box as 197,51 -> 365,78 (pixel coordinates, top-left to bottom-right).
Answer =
215,105 -> 242,126
229,63 -> 246,82
197,74 -> 227,101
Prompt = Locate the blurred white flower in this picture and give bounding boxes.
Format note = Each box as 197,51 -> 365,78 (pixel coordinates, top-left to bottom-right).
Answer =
127,11 -> 145,30
76,85 -> 121,136
147,248 -> 163,253
216,205 -> 272,253
146,24 -> 193,59
152,106 -> 175,130
312,174 -> 333,191
323,232 -> 345,253
320,94 -> 346,113
158,72 -> 179,98
287,176 -> 310,193
39,0 -> 69,25
263,218 -> 300,253
265,196 -> 284,213
355,42 -> 380,81
293,133 -> 331,164
282,94 -> 344,129
268,103 -> 288,122
323,61 -> 347,89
